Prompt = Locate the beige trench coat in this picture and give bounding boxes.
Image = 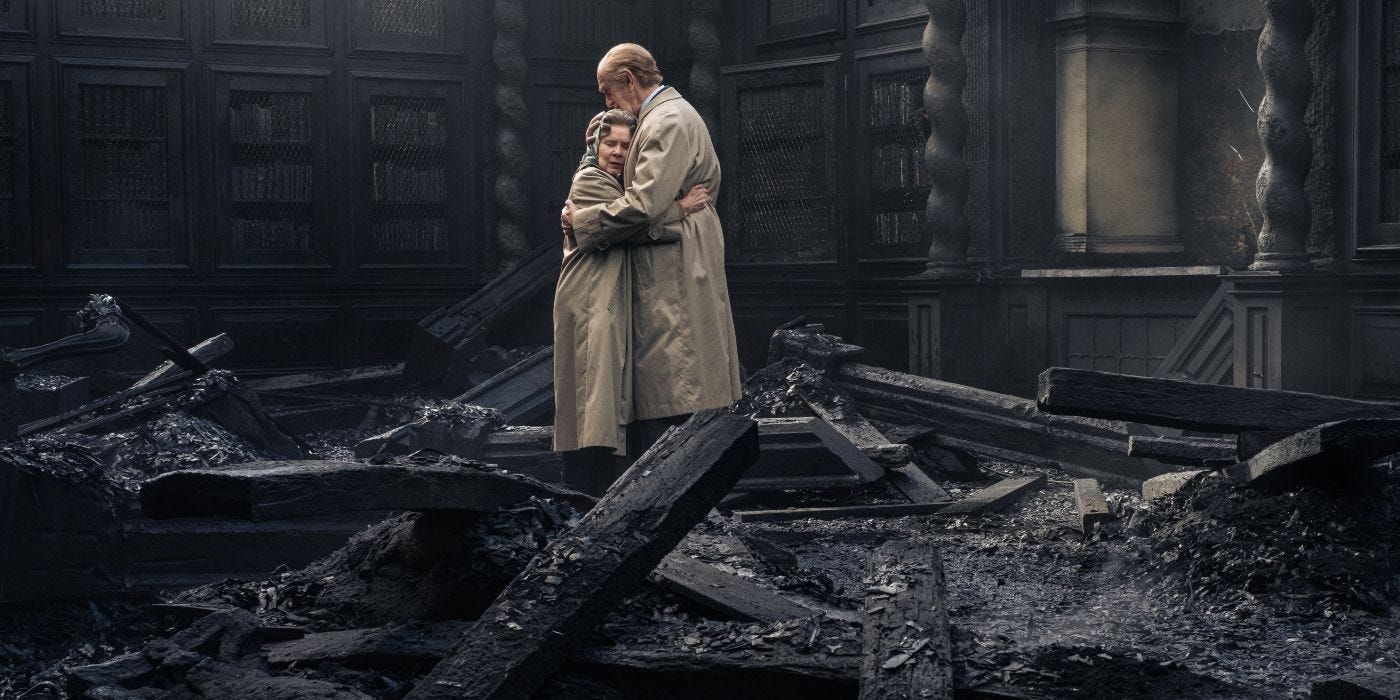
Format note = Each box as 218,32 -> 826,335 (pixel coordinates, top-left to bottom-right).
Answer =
573,88 -> 743,420
553,166 -> 685,453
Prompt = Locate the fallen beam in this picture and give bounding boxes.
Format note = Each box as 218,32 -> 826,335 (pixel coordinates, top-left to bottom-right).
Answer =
1127,434 -> 1237,466
860,542 -> 952,700
130,333 -> 234,391
734,502 -> 951,524
1225,418 -> 1400,490
651,553 -> 814,623
1311,671 -> 1400,700
245,363 -> 404,393
1038,367 -> 1400,433
938,474 -> 1047,516
832,363 -> 1167,486
454,346 -> 554,425
406,409 -> 759,700
267,622 -> 468,669
572,644 -> 861,685
1141,470 -> 1211,501
1072,478 -> 1114,533
405,243 -> 562,393
140,459 -> 595,520
805,399 -> 951,501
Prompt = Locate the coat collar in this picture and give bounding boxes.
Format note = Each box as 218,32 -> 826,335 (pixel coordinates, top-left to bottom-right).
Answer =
638,87 -> 681,125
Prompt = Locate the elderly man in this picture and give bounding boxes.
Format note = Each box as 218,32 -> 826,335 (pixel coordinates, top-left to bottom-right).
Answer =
562,42 -> 742,459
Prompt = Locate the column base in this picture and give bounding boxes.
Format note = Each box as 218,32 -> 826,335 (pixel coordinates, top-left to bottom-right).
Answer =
913,261 -> 982,279
1247,253 -> 1312,272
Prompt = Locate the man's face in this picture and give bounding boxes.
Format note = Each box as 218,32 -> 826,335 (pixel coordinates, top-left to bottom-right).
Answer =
598,125 -> 631,176
597,67 -> 644,114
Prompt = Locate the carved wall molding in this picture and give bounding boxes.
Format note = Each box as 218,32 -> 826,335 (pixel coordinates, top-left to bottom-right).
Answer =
492,0 -> 529,267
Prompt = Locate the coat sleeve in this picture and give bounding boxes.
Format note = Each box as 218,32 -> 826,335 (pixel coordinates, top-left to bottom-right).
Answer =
572,111 -> 693,252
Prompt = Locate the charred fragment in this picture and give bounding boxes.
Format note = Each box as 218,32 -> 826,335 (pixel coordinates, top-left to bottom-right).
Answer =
650,553 -> 815,623
859,542 -> 952,700
1224,418 -> 1400,490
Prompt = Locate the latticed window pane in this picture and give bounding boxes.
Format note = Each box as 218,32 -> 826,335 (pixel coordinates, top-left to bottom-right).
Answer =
546,100 -> 603,220
543,0 -> 635,54
733,82 -> 833,262
768,0 -> 830,25
78,84 -> 171,250
79,0 -> 166,20
367,0 -> 444,37
231,0 -> 310,29
867,68 -> 931,258
229,90 -> 315,252
1382,1 -> 1400,224
369,96 -> 449,253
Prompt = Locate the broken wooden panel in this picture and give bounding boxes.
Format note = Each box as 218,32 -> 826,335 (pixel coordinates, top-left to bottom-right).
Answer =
1153,279 -> 1235,385
650,553 -> 813,623
860,542 -> 952,700
1225,418 -> 1400,490
1237,430 -> 1292,460
404,243 -> 562,393
804,399 -> 951,502
1038,367 -> 1400,433
734,502 -> 951,524
266,622 -> 469,670
885,465 -> 954,504
737,417 -> 870,491
1072,478 -> 1114,533
1141,470 -> 1211,501
245,363 -> 405,393
453,345 -> 554,425
767,324 -> 866,371
1127,434 -> 1237,466
571,643 -> 861,685
803,406 -> 888,483
938,474 -> 1048,516
406,409 -> 759,700
834,363 -> 1167,486
130,333 -> 234,391
140,459 -> 595,521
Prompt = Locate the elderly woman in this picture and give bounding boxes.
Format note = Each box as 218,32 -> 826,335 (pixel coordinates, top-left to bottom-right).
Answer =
553,109 -> 708,496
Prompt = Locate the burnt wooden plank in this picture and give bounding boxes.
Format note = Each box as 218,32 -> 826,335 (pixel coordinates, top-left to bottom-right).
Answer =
938,475 -> 1047,516
405,409 -> 759,700
650,553 -> 813,623
266,623 -> 469,669
1072,478 -> 1114,533
1311,671 -> 1400,700
130,333 -> 234,391
1237,430 -> 1292,460
735,502 -> 951,524
1038,367 -> 1400,433
1127,434 -> 1237,466
572,644 -> 861,684
860,542 -> 952,700
1225,418 -> 1400,490
405,243 -> 562,393
805,399 -> 951,500
140,460 -> 595,520
245,363 -> 404,393
834,363 -> 1166,486
1141,470 -> 1211,501
454,345 -> 554,425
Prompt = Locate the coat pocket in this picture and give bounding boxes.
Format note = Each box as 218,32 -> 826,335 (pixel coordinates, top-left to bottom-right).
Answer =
634,247 -> 656,291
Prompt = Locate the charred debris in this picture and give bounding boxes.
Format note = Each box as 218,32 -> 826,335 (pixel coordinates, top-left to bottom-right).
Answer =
2,265 -> 1399,699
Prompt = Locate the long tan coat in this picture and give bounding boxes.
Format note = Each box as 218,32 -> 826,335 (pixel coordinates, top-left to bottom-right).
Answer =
572,88 -> 743,420
553,166 -> 685,453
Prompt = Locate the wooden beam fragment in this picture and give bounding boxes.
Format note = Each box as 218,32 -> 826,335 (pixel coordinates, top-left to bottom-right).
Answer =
454,346 -> 554,425
405,409 -> 759,700
937,474 -> 1047,516
1038,367 -> 1400,433
804,399 -> 951,500
266,623 -> 468,669
140,459 -> 595,520
573,644 -> 860,685
1127,434 -> 1237,466
860,542 -> 952,700
1141,470 -> 1211,501
129,333 -> 234,391
1225,418 -> 1400,490
650,553 -> 814,623
734,502 -> 951,523
1311,670 -> 1400,700
244,363 -> 404,393
1072,478 -> 1114,533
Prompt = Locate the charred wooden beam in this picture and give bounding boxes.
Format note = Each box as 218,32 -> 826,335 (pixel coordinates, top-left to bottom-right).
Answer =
454,345 -> 554,425
1225,418 -> 1400,490
140,459 -> 595,520
805,399 -> 950,502
734,502 -> 952,524
1127,434 -> 1237,466
832,363 -> 1166,486
266,622 -> 468,669
572,644 -> 861,685
1311,671 -> 1400,699
650,553 -> 814,623
1038,367 -> 1400,433
1237,430 -> 1292,460
937,474 -> 1047,516
1141,470 -> 1211,501
245,363 -> 404,393
1072,478 -> 1114,534
860,542 -> 952,700
130,333 -> 234,391
767,324 -> 865,371
406,409 -> 759,700
405,243 -> 562,393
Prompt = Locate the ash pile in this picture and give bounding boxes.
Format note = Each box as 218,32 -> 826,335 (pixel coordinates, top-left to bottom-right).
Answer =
2,281 -> 1400,697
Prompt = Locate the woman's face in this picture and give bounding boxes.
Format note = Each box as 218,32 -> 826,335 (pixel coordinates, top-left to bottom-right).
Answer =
598,124 -> 631,176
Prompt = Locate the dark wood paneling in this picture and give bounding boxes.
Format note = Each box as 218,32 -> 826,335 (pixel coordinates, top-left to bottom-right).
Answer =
0,307 -> 42,348
758,0 -> 842,46
57,0 -> 185,42
209,0 -> 328,51
530,0 -> 654,59
0,0 -> 29,36
211,305 -> 336,371
210,68 -> 332,269
854,44 -> 927,263
349,0 -> 463,57
1352,308 -> 1400,398
855,303 -> 908,372
0,60 -> 31,269
59,62 -> 190,269
353,305 -> 437,364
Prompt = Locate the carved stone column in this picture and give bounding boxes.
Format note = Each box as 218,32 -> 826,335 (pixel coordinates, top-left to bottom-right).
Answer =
920,0 -> 975,277
1051,0 -> 1184,255
687,0 -> 721,142
492,0 -> 530,267
1249,0 -> 1313,271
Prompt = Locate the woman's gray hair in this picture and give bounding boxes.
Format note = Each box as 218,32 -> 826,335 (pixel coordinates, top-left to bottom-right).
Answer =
596,109 -> 637,141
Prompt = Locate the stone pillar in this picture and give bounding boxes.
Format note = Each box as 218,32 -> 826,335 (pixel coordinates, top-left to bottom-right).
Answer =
1051,0 -> 1184,255
1249,0 -> 1313,271
492,0 -> 530,267
920,0 -> 976,277
687,0 -> 721,143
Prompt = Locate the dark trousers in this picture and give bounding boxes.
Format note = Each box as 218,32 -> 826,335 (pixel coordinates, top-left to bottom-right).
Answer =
627,413 -> 692,461
560,446 -> 616,497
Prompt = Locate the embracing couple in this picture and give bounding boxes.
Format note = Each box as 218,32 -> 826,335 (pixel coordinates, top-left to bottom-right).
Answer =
553,43 -> 742,496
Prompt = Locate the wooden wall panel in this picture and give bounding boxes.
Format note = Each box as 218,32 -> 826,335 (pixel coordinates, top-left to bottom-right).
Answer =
57,0 -> 185,41
209,0 -> 328,51
211,305 -> 336,371
0,60 -> 30,269
1352,308 -> 1400,398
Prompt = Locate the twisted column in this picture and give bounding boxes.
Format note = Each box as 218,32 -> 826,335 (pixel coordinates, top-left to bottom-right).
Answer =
1250,0 -> 1313,271
492,0 -> 530,267
687,0 -> 721,143
921,0 -> 973,277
